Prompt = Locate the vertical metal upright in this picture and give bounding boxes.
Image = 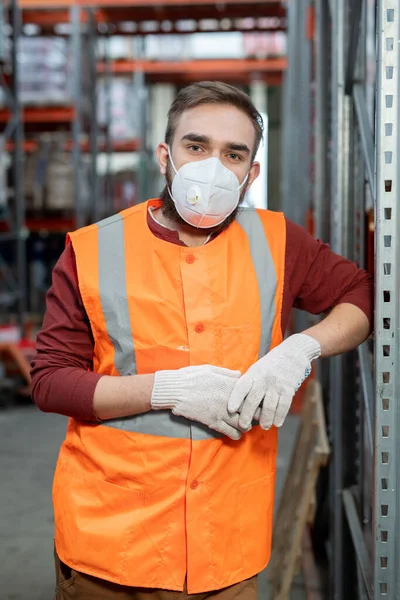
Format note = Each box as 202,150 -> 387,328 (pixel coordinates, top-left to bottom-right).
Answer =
87,8 -> 99,223
329,1 -> 346,595
314,0 -> 330,244
134,37 -> 149,204
0,0 -> 26,331
70,6 -> 84,229
373,0 -> 400,596
281,0 -> 297,223
103,32 -> 113,218
330,0 -> 361,596
281,0 -> 312,228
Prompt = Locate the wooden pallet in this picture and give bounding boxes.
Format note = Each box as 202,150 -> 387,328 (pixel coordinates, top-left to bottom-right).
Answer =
269,379 -> 330,600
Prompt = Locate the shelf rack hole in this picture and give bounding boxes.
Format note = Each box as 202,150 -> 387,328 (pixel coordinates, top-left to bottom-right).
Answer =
383,372 -> 390,384
381,504 -> 388,517
382,425 -> 389,437
383,318 -> 391,330
382,478 -> 388,490
383,290 -> 391,302
386,66 -> 394,79
381,556 -> 388,568
385,180 -> 392,192
382,452 -> 389,464
381,531 -> 388,542
386,37 -> 394,51
384,263 -> 391,275
382,398 -> 390,411
385,151 -> 393,164
385,95 -> 393,108
380,582 -> 388,595
385,123 -> 393,136
384,207 -> 392,219
387,8 -> 394,21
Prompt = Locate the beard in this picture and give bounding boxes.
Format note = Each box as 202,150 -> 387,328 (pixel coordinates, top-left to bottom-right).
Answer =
159,160 -> 248,237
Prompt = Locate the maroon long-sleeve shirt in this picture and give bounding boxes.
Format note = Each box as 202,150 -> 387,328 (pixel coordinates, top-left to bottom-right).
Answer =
31,210 -> 373,421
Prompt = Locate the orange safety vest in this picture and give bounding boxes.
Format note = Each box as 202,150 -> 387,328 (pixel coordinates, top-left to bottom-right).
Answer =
52,199 -> 286,593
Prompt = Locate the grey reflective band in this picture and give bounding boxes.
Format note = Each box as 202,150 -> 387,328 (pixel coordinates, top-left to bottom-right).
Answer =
236,208 -> 277,357
97,214 -> 136,376
105,411 -> 223,440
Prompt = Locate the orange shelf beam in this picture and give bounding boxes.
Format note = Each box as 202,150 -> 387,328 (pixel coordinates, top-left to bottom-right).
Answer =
25,217 -> 76,233
5,139 -> 141,153
0,107 -> 74,125
22,2 -> 285,27
20,0 -> 281,7
98,58 -> 287,75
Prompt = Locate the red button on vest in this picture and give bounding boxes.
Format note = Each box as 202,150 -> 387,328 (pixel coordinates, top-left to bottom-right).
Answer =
195,323 -> 205,334
190,480 -> 199,490
186,254 -> 195,264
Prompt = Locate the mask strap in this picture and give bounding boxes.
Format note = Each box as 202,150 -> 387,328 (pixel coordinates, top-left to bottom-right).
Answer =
167,146 -> 179,176
238,172 -> 250,191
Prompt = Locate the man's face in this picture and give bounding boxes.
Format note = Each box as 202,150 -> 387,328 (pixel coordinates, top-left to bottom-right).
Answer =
157,104 -> 260,231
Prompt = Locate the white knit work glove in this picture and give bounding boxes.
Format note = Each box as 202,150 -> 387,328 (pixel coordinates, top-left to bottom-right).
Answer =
151,365 -> 243,440
228,334 -> 321,431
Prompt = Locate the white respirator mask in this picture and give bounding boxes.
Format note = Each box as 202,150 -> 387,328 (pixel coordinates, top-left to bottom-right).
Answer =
167,148 -> 249,229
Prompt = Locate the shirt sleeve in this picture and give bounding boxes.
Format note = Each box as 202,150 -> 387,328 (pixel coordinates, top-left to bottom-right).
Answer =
30,242 -> 101,421
281,218 -> 374,334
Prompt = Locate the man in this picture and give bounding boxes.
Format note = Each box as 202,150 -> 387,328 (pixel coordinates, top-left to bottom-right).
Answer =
32,81 -> 372,600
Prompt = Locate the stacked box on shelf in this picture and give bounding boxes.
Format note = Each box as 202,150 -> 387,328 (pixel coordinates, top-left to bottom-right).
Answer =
24,134 -> 89,212
19,37 -> 71,105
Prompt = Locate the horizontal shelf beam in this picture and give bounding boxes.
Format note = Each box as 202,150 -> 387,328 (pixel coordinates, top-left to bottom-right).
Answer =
0,106 -> 74,124
19,0 -> 282,8
4,138 -> 142,153
98,57 -> 287,74
144,71 -> 283,85
22,3 -> 285,27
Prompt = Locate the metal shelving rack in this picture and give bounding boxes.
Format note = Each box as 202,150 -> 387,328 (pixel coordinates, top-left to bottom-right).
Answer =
1,0 -> 287,327
0,0 -> 26,330
282,0 -> 400,598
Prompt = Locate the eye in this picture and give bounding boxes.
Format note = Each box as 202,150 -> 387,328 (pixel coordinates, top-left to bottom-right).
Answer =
188,145 -> 202,152
228,153 -> 242,161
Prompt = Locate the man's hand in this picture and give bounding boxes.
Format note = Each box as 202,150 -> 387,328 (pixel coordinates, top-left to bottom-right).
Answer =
228,334 -> 321,431
151,365 -> 243,440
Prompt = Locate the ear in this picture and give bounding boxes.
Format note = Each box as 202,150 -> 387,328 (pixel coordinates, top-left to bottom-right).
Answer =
156,143 -> 169,176
246,162 -> 261,190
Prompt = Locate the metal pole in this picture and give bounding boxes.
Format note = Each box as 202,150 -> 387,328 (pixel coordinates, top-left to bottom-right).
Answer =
373,0 -> 400,596
314,0 -> 330,243
330,0 -> 352,596
281,0 -> 298,221
87,8 -> 99,223
11,0 -> 25,331
104,33 -> 113,217
70,6 -> 84,229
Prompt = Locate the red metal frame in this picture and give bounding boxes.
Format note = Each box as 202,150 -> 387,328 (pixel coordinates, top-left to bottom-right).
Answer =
0,106 -> 75,124
21,2 -> 286,28
100,58 -> 286,73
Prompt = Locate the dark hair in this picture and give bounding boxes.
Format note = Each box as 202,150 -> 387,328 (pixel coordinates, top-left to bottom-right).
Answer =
165,81 -> 264,160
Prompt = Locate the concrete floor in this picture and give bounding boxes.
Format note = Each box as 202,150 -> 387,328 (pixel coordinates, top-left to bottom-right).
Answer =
0,405 -> 306,600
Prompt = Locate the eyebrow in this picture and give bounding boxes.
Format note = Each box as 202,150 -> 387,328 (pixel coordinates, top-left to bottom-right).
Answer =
181,133 -> 251,155
181,133 -> 211,145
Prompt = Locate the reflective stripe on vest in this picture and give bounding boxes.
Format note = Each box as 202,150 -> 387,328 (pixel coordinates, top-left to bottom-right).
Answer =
98,213 -> 136,376
98,208 -> 276,440
236,208 -> 277,358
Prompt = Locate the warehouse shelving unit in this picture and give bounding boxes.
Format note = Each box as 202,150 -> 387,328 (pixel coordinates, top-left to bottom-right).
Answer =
282,0 -> 400,598
0,0 -> 287,327
0,0 -> 26,329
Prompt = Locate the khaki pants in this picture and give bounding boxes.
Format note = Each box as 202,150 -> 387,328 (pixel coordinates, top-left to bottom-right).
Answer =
55,551 -> 258,600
